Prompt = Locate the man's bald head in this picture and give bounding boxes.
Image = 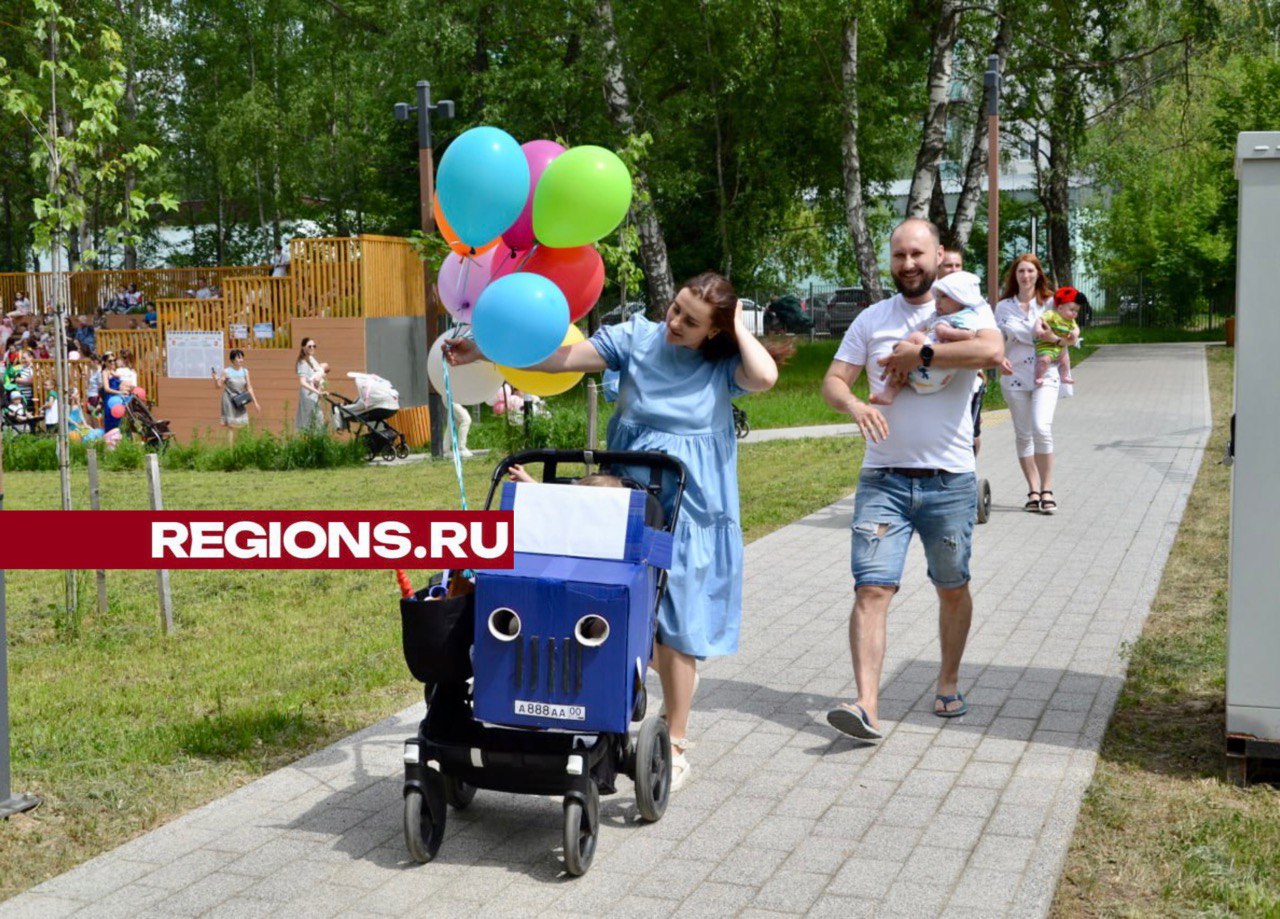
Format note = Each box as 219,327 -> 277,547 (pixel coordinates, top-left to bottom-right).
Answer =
889,219 -> 944,299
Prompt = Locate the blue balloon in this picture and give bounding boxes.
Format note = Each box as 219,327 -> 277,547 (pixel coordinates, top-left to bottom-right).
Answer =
106,395 -> 124,410
473,273 -> 570,369
437,127 -> 530,248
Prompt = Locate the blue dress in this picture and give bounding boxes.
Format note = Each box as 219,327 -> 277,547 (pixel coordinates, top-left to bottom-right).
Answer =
591,316 -> 747,659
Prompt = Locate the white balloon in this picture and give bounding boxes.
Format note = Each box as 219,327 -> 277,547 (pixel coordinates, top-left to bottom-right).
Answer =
427,333 -> 504,405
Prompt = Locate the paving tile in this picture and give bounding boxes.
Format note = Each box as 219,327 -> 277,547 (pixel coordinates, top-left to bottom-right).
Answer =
0,345 -> 1212,919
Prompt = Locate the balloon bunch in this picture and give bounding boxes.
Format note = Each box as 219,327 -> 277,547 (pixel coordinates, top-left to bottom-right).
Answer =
426,127 -> 632,401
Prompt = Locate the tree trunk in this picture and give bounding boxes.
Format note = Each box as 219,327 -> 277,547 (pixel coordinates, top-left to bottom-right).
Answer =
950,12 -> 1012,251
118,0 -> 139,270
1045,134 -> 1072,286
596,0 -> 675,312
905,0 -> 962,219
1043,71 -> 1075,286
928,167 -> 951,246
840,17 -> 884,300
699,1 -> 732,278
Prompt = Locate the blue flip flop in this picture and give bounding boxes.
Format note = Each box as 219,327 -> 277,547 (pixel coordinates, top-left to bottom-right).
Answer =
826,703 -> 884,741
934,692 -> 968,718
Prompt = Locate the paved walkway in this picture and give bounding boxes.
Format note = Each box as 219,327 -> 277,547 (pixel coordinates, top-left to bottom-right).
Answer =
2,344 -> 1211,918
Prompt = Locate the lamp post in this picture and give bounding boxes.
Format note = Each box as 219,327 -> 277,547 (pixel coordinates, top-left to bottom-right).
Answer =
984,55 -> 1002,306
0,441 -> 40,820
395,81 -> 455,457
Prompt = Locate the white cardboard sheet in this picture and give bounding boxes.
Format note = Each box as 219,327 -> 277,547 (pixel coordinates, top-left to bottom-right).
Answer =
511,482 -> 633,560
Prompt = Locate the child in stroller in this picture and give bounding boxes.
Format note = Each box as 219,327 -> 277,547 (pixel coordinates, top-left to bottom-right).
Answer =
399,448 -> 686,876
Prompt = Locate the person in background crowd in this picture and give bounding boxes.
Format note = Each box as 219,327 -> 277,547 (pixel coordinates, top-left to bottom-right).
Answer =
937,248 -> 989,456
213,348 -> 259,438
994,253 -> 1074,514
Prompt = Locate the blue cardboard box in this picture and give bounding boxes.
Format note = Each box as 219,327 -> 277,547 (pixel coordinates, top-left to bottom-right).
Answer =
471,482 -> 671,734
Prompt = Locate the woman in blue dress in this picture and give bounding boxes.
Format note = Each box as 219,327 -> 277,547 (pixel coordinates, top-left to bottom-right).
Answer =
447,271 -> 782,790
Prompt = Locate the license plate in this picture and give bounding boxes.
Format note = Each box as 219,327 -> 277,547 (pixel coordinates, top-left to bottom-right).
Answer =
514,699 -> 586,721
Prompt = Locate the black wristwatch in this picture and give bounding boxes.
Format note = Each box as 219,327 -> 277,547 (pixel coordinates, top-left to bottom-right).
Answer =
920,344 -> 934,368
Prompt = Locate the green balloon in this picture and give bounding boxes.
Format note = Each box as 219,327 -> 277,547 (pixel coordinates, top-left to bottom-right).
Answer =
532,146 -> 633,248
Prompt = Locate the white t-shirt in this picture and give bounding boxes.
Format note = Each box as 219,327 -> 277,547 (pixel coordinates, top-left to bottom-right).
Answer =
835,293 -> 997,473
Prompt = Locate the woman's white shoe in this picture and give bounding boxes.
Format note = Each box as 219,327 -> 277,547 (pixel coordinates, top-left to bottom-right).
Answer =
669,737 -> 695,793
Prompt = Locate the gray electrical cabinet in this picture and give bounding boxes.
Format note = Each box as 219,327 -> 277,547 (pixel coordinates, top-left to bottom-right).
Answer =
1226,132 -> 1280,769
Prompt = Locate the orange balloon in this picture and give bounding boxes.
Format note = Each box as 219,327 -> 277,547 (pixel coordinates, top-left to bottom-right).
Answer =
434,197 -> 499,257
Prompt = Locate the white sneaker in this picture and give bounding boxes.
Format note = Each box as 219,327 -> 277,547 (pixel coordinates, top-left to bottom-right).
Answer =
657,672 -> 700,720
669,739 -> 694,793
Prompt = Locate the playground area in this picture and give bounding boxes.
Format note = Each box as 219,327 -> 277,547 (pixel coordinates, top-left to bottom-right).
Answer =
1,236 -> 434,446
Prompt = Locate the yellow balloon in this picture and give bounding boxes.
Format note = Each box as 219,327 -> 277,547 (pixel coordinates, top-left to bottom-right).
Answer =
498,325 -> 586,397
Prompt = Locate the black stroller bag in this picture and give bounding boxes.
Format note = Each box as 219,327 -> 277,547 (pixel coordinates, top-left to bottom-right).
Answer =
400,587 -> 474,685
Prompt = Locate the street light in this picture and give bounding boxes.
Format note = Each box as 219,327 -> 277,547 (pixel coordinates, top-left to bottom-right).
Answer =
394,81 -> 455,457
985,55 -> 1002,307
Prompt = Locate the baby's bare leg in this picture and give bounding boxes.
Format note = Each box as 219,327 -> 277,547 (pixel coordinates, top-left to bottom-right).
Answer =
1035,353 -> 1052,386
869,336 -> 923,404
1058,348 -> 1074,383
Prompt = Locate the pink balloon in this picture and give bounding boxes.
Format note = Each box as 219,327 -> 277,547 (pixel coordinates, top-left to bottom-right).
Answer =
133,386 -> 147,401
437,249 -> 498,324
110,403 -> 126,419
502,140 -> 566,252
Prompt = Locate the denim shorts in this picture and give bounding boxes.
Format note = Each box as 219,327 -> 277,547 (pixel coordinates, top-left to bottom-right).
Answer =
850,469 -> 977,590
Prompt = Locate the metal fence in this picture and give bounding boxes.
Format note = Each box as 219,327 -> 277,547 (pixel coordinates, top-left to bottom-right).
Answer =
1077,275 -> 1234,333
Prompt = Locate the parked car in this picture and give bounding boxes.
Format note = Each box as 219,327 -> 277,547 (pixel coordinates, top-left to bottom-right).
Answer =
599,300 -> 646,324
763,294 -> 813,334
739,298 -> 763,335
825,287 -> 873,339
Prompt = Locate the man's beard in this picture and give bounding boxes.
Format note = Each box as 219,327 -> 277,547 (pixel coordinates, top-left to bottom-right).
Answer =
892,265 -> 935,299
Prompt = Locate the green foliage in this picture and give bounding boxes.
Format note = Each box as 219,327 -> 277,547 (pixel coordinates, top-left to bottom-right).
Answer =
0,0 -> 176,267
1,427 -> 366,472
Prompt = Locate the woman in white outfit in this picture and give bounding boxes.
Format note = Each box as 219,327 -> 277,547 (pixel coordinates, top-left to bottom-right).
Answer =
995,254 -> 1077,514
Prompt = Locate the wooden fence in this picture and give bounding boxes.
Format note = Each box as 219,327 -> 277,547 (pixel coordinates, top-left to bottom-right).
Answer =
290,238 -> 363,318
224,277 -> 294,347
97,329 -> 163,403
30,359 -> 97,412
361,234 -> 427,318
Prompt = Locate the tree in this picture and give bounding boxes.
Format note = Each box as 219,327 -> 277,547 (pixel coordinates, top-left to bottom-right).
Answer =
1,0 -> 175,622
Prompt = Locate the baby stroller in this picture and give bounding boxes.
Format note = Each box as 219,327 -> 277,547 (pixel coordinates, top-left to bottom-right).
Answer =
325,372 -> 409,461
123,397 -> 173,451
399,448 -> 686,876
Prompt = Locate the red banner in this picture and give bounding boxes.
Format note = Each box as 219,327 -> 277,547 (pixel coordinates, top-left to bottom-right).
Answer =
4,511 -> 513,570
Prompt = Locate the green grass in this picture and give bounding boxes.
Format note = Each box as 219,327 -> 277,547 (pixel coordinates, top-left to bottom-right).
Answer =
0,433 -> 863,899
1052,346 -> 1280,918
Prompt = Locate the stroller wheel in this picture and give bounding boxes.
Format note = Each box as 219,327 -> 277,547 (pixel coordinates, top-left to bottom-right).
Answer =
977,478 -> 992,524
443,775 -> 476,810
632,716 -> 671,823
403,777 -> 447,863
395,442 -> 410,460
382,446 -> 398,462
562,783 -> 600,877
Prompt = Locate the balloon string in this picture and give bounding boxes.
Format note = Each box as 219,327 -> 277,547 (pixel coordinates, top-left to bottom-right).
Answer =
440,321 -> 471,512
513,244 -> 538,273
456,255 -> 470,310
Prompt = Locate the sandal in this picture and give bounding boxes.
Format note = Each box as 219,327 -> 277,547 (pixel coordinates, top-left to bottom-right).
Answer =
934,692 -> 968,718
670,737 -> 695,792
1039,490 -> 1057,514
1024,490 -> 1041,512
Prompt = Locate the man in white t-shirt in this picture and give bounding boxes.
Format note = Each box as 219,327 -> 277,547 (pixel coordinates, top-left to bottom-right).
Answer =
821,218 -> 1003,741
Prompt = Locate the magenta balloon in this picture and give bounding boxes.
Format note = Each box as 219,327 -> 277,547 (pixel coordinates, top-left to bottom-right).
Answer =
501,140 -> 566,252
437,248 -> 498,323
488,246 -> 532,286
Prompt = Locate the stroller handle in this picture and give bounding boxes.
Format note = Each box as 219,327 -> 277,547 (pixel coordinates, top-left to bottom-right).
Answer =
484,448 -> 688,535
